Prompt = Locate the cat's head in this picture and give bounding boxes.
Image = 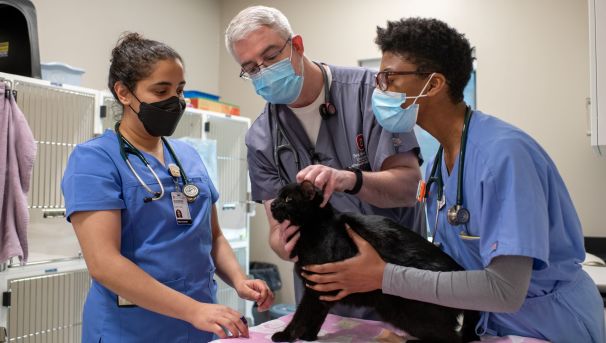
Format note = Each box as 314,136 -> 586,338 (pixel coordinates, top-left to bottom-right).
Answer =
270,181 -> 325,226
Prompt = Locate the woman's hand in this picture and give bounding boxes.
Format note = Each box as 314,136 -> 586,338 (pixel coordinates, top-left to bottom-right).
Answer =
187,302 -> 249,338
236,278 -> 275,312
301,226 -> 386,301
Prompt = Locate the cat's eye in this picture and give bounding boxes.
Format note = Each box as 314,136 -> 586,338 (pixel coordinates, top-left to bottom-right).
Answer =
285,196 -> 292,203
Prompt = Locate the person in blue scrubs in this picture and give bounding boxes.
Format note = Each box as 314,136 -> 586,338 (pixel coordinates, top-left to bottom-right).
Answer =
61,33 -> 273,343
225,6 -> 425,320
302,18 -> 605,342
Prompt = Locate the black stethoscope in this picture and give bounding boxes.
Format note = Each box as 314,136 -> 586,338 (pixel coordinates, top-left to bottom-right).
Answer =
420,107 -> 473,240
115,122 -> 199,203
270,61 -> 336,185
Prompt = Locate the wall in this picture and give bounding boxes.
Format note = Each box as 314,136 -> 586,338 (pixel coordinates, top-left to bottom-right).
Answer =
31,0 -> 221,94
219,0 -> 606,305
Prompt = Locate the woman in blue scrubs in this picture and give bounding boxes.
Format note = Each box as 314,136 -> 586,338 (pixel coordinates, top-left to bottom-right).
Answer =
301,18 -> 605,342
61,33 -> 273,342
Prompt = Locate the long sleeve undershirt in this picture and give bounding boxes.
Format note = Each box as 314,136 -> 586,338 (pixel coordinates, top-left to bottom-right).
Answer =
382,255 -> 533,313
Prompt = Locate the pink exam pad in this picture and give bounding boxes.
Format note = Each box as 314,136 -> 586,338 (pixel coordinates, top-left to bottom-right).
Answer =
210,313 -> 549,342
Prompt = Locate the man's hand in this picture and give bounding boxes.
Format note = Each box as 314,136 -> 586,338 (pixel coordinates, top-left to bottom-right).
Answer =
296,165 -> 356,207
269,218 -> 300,261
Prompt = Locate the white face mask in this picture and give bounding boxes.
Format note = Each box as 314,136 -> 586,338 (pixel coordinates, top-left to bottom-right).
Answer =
371,73 -> 435,133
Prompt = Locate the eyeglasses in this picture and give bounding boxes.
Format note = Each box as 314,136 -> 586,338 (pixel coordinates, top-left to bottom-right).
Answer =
239,38 -> 292,79
375,70 -> 432,91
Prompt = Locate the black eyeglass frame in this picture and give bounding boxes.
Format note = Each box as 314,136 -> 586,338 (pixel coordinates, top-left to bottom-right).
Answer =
239,38 -> 292,79
375,70 -> 433,91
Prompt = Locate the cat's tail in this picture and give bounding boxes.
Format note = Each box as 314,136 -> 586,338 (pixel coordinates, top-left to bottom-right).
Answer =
460,310 -> 480,343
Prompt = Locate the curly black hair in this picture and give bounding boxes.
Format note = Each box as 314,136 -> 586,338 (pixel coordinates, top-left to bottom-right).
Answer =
375,18 -> 473,103
108,32 -> 183,101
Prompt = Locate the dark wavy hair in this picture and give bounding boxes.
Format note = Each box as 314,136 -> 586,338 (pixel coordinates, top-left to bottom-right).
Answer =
375,18 -> 473,103
107,32 -> 183,101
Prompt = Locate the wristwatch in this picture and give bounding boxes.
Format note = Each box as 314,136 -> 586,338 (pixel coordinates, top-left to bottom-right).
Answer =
344,167 -> 363,195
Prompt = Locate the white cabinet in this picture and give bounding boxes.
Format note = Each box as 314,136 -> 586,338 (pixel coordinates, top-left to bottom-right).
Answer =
589,0 -> 606,155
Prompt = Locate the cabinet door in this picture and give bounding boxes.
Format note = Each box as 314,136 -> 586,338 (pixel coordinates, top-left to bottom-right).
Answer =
15,78 -> 96,261
204,113 -> 250,235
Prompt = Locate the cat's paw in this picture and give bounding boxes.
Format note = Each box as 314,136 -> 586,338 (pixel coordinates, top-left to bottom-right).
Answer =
271,330 -> 297,342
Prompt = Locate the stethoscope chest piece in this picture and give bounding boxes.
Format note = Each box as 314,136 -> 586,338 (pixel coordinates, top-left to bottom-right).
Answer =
447,205 -> 470,226
183,183 -> 199,203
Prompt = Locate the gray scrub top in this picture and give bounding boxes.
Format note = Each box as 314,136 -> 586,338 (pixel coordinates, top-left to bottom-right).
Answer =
246,64 -> 425,236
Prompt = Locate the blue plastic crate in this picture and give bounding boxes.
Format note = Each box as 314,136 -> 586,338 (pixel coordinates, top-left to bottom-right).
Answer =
41,62 -> 85,86
183,90 -> 220,101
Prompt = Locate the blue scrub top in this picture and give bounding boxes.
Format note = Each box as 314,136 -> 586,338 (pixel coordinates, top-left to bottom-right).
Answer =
62,130 -> 219,343
426,111 -> 605,342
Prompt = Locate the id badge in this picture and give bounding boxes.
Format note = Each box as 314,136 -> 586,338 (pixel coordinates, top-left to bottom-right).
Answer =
171,192 -> 192,225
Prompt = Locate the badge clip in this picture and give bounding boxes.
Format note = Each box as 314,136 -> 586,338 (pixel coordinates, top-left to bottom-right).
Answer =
168,163 -> 181,178
416,180 -> 427,203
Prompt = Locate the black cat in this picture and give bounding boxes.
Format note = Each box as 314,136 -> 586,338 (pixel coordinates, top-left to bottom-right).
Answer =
269,181 -> 479,343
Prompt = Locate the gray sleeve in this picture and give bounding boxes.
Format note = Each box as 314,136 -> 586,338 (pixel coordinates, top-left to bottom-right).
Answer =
247,144 -> 281,202
245,115 -> 282,203
382,255 -> 532,313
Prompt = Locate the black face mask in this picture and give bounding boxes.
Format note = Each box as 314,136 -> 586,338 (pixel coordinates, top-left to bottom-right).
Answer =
130,94 -> 186,137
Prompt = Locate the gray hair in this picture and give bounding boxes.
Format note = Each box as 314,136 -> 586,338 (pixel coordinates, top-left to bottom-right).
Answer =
225,6 -> 293,58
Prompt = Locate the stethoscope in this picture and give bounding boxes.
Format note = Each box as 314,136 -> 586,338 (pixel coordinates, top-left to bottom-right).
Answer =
115,122 -> 199,203
270,61 -> 337,185
419,107 -> 473,241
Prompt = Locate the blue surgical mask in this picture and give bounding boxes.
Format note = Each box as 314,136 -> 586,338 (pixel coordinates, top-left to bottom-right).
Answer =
371,73 -> 435,133
251,44 -> 304,104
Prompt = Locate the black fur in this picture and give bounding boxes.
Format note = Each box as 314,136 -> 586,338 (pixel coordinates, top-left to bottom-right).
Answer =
269,182 -> 479,342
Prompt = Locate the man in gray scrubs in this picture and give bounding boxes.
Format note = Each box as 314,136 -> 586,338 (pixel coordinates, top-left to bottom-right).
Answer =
225,5 -> 425,319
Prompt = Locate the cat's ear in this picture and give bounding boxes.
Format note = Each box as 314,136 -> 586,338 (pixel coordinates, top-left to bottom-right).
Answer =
300,180 -> 316,200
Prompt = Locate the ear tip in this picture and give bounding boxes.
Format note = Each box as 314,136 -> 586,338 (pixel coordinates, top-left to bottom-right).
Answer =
300,180 -> 314,190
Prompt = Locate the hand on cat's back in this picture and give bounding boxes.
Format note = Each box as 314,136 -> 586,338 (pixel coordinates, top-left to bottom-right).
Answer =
301,226 -> 386,300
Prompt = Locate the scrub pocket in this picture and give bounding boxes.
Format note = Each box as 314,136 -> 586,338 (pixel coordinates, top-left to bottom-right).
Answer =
456,232 -> 483,264
118,277 -> 189,342
189,176 -> 211,204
